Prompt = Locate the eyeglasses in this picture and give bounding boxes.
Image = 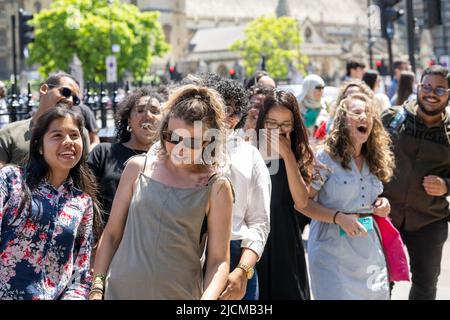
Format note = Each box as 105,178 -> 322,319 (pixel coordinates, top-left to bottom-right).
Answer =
162,130 -> 211,149
48,84 -> 81,106
265,120 -> 294,131
315,86 -> 325,91
419,83 -> 450,97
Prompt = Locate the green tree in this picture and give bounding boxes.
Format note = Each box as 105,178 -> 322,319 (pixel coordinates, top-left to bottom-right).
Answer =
230,15 -> 308,79
28,0 -> 169,82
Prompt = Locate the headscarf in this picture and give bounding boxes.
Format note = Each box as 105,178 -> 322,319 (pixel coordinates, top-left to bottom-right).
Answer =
296,74 -> 325,110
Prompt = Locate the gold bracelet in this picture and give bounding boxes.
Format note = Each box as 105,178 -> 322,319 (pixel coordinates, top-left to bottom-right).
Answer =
92,282 -> 105,290
92,278 -> 105,285
93,274 -> 106,281
89,288 -> 104,296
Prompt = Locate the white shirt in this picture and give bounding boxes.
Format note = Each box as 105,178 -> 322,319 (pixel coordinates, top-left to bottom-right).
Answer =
148,134 -> 271,259
223,133 -> 271,259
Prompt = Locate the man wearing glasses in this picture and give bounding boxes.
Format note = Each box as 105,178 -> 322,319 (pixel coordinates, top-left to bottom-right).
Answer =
0,72 -> 94,167
381,65 -> 450,300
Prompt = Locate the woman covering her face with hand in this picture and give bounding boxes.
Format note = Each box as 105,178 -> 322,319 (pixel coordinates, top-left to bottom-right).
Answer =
255,90 -> 315,300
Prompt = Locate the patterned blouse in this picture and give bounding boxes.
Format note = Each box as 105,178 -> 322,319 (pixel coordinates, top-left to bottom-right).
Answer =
0,166 -> 93,300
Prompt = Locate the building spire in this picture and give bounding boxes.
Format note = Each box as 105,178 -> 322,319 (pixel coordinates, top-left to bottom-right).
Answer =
276,0 -> 291,17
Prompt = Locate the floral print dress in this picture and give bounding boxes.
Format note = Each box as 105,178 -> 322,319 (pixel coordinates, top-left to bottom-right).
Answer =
0,166 -> 93,300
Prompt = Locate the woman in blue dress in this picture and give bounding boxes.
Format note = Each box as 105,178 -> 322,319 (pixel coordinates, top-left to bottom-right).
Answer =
302,93 -> 395,300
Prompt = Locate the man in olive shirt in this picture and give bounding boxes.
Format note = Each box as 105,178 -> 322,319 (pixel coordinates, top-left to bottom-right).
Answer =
381,65 -> 450,300
0,72 -> 89,167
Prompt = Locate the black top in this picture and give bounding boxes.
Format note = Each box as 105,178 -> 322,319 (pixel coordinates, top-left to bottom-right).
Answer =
75,104 -> 99,133
87,142 -> 147,221
256,159 -> 310,300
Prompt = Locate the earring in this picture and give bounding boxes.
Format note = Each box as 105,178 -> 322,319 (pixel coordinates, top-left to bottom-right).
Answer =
127,125 -> 132,132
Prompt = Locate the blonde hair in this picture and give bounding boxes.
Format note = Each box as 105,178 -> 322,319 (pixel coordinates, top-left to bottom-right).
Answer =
325,93 -> 394,183
158,84 -> 227,169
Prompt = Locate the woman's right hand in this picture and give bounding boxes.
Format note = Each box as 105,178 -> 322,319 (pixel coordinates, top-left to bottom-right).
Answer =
335,212 -> 368,238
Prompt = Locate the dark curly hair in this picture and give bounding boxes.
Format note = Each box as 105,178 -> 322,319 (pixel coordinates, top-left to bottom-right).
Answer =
115,87 -> 163,143
201,73 -> 249,116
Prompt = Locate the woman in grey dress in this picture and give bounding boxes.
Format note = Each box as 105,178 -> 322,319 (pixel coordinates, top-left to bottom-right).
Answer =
89,85 -> 234,300
301,93 -> 395,300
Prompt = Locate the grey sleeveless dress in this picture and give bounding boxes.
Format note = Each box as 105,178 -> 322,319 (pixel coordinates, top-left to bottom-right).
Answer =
105,157 -> 218,300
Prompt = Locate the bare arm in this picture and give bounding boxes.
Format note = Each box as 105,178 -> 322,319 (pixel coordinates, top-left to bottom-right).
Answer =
89,157 -> 143,299
300,189 -> 368,238
284,151 -> 309,209
0,160 -> 5,169
201,178 -> 233,300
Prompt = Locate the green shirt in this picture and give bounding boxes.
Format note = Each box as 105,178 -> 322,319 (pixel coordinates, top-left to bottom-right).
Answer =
0,118 -> 32,166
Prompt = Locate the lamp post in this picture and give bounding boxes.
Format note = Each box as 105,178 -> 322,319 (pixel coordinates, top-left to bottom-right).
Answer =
107,0 -> 113,54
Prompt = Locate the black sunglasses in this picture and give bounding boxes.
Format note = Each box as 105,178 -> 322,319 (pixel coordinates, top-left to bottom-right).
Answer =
162,130 -> 211,149
48,84 -> 81,106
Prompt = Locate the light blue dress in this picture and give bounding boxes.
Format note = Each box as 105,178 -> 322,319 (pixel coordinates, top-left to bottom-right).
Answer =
307,149 -> 389,300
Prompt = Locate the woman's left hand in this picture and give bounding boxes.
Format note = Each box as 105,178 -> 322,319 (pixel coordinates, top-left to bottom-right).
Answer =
218,268 -> 247,300
372,197 -> 390,218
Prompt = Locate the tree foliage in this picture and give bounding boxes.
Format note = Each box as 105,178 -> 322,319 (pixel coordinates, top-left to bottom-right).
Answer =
28,0 -> 169,82
230,15 -> 308,79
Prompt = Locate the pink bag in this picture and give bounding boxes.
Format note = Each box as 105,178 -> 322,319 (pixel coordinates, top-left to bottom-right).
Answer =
373,215 -> 410,282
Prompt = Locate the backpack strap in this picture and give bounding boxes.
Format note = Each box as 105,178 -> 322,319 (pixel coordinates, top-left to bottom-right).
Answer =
388,107 -> 407,133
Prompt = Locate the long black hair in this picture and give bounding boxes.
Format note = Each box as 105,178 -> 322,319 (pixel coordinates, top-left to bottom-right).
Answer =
19,105 -> 103,240
256,90 -> 315,183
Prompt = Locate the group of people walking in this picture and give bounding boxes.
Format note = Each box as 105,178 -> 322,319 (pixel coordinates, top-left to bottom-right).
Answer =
0,62 -> 449,301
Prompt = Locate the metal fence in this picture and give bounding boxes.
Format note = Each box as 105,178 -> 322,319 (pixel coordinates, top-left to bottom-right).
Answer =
0,81 -> 154,130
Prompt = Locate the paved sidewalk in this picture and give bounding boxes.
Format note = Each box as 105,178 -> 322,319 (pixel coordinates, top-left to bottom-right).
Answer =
303,224 -> 450,300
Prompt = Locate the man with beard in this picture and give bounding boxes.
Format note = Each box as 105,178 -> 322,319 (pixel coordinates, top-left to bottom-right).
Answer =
0,72 -> 89,167
381,65 -> 450,300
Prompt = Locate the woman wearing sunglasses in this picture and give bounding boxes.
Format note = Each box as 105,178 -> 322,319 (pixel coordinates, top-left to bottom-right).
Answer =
90,85 -> 234,300
255,90 -> 315,300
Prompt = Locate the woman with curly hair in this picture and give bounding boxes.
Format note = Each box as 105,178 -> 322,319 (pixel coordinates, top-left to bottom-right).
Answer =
255,90 -> 314,300
301,93 -> 395,300
87,87 -> 162,223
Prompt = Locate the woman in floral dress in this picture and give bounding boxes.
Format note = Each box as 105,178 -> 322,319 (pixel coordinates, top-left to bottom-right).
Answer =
0,105 -> 101,300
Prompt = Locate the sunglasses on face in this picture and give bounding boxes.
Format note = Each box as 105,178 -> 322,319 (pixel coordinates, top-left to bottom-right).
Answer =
420,83 -> 450,97
48,84 -> 81,106
162,130 -> 211,149
315,86 -> 325,91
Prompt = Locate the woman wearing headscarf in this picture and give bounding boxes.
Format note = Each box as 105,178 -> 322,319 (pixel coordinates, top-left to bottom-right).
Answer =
296,75 -> 326,137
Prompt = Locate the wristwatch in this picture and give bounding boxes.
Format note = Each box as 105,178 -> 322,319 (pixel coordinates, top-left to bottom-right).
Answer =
237,263 -> 254,280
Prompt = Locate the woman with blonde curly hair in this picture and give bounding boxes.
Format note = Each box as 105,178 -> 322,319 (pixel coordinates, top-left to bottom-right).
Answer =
90,85 -> 234,300
301,93 -> 395,300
